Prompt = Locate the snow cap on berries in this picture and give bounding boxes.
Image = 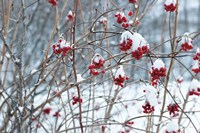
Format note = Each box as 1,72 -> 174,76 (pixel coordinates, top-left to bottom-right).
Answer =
119,31 -> 133,52
115,65 -> 125,78
165,120 -> 180,133
88,54 -> 105,76
67,10 -> 74,21
120,31 -> 133,43
189,79 -> 200,91
130,32 -> 149,60
152,59 -> 165,69
145,85 -> 158,106
179,32 -> 193,51
193,47 -> 200,60
52,34 -> 71,56
131,32 -> 149,51
99,16 -> 107,25
192,60 -> 200,74
188,79 -> 200,96
92,54 -> 104,64
114,65 -> 128,87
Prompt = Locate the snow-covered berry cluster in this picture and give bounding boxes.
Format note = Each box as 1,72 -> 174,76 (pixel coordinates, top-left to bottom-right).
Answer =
119,31 -> 149,59
72,96 -> 83,105
179,33 -> 193,51
131,33 -> 149,60
115,12 -> 130,28
188,79 -> 200,96
142,85 -> 158,114
164,0 -> 176,12
114,66 -> 129,87
66,11 -> 74,22
48,0 -> 58,6
52,34 -> 71,56
88,54 -> 105,76
176,76 -> 183,84
167,103 -> 179,116
119,31 -> 133,52
192,48 -> 200,74
165,120 -> 180,133
150,59 -> 167,86
99,16 -> 107,25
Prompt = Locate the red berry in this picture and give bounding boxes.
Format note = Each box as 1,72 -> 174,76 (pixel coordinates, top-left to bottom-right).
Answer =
128,11 -> 133,16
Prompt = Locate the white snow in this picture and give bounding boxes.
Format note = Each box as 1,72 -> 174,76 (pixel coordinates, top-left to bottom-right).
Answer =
100,16 -> 107,23
152,59 -> 165,69
179,32 -> 193,46
5,52 -> 11,58
115,65 -> 125,78
120,31 -> 149,51
92,53 -> 103,63
120,31 -> 133,43
196,47 -> 200,54
131,32 -> 149,51
145,85 -> 158,106
68,10 -> 73,16
189,79 -> 200,91
31,69 -> 37,75
77,74 -> 84,82
18,106 -> 24,113
192,60 -> 199,69
165,120 -> 179,132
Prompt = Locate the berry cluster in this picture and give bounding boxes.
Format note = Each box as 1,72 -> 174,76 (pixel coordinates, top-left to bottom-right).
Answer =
67,11 -> 74,22
150,67 -> 166,81
114,66 -> 129,87
181,42 -> 193,51
125,121 -> 134,126
42,107 -> 51,115
179,33 -> 193,51
115,12 -> 130,28
142,101 -> 154,114
52,34 -> 71,56
53,111 -> 61,117
176,76 -> 183,83
114,75 -> 129,87
131,32 -> 149,60
48,0 -> 58,6
72,96 -> 83,105
99,16 -> 107,25
164,0 -> 176,12
150,59 -> 166,86
167,103 -> 179,116
131,45 -> 149,60
192,48 -> 200,74
88,54 -> 105,76
120,38 -> 133,52
42,107 -> 61,118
